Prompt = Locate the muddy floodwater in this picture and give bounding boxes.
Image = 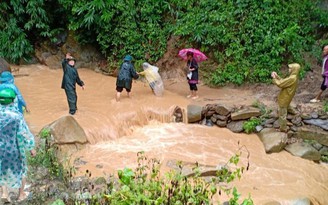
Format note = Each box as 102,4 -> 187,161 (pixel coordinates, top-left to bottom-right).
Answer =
13,65 -> 328,204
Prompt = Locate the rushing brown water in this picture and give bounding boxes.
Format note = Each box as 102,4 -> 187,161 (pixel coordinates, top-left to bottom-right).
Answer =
14,64 -> 328,204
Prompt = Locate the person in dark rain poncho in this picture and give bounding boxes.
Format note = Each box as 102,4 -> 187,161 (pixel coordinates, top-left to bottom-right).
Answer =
61,53 -> 85,115
115,55 -> 139,102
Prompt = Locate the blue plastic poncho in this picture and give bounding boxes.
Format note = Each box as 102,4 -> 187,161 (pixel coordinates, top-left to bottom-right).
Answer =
0,102 -> 35,188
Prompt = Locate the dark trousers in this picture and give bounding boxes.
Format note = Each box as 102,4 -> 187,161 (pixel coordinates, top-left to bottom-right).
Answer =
65,89 -> 77,114
189,83 -> 198,91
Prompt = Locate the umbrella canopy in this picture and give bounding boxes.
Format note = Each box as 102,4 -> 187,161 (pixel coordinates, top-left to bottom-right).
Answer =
178,48 -> 208,62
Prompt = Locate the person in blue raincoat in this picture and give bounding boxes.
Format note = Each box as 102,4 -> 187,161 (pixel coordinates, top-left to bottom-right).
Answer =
115,55 -> 139,102
0,71 -> 29,114
0,88 -> 36,202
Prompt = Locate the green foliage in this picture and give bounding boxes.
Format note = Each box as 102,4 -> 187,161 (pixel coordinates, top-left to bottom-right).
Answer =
172,0 -> 327,85
60,0 -> 170,62
50,199 -> 66,205
0,0 -> 68,63
77,149 -> 253,205
321,155 -> 328,163
27,128 -> 67,181
323,101 -> 328,113
243,117 -> 262,134
1,0 -> 327,84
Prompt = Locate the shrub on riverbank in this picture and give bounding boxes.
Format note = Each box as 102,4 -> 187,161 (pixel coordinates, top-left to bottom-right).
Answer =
27,139 -> 253,205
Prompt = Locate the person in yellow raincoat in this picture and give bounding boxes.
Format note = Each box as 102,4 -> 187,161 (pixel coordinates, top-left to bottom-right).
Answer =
271,63 -> 300,132
138,62 -> 164,96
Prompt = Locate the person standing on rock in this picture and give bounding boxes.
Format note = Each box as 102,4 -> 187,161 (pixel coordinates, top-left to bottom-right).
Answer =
61,53 -> 85,115
310,45 -> 328,103
115,55 -> 139,102
271,63 -> 300,132
0,88 -> 36,203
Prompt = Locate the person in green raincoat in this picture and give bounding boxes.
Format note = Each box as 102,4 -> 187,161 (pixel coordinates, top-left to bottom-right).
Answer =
0,88 -> 36,202
271,63 -> 300,132
61,53 -> 85,115
115,55 -> 139,102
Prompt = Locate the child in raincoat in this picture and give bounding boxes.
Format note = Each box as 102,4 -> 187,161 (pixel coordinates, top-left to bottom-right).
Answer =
138,62 -> 164,96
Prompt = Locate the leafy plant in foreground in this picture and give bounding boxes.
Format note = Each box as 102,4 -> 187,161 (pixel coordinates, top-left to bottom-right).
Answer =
323,101 -> 328,113
243,117 -> 262,134
97,148 -> 253,205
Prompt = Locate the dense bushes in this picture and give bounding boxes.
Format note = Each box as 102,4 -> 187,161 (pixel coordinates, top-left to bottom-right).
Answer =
0,0 -> 68,63
1,0 -> 327,84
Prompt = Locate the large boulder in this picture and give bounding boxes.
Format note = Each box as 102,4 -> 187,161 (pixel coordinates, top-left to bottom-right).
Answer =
284,142 -> 321,161
231,107 -> 261,121
187,104 -> 202,123
0,58 -> 11,73
258,128 -> 287,153
295,125 -> 328,146
43,115 -> 88,162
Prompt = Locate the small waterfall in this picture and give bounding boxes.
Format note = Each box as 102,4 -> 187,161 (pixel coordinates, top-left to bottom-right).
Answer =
84,105 -> 185,144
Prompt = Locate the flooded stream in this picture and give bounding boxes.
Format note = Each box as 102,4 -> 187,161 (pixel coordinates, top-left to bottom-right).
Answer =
13,64 -> 328,204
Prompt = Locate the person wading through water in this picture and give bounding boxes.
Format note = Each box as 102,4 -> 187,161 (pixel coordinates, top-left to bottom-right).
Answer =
61,53 -> 85,115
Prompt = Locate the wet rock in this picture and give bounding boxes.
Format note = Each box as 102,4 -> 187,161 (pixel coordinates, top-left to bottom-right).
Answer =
289,197 -> 311,205
205,110 -> 216,117
43,115 -> 88,162
268,112 -> 278,119
231,107 -> 261,121
258,128 -> 287,153
290,126 -> 298,132
265,118 -> 276,124
215,114 -> 228,121
285,142 -> 321,161
200,118 -> 207,125
215,105 -> 232,116
273,120 -> 280,128
300,114 -> 311,120
311,141 -> 323,150
295,125 -> 328,146
187,104 -> 203,123
255,125 -> 263,132
74,157 -> 88,166
173,106 -> 183,123
310,112 -> 319,119
45,115 -> 88,144
303,118 -> 328,131
96,164 -> 103,169
227,121 -> 244,133
291,116 -> 302,126
264,124 -> 273,128
319,146 -> 328,155
216,120 -> 227,127
320,115 -> 328,120
287,114 -> 293,120
210,116 -> 217,123
205,120 -> 213,127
